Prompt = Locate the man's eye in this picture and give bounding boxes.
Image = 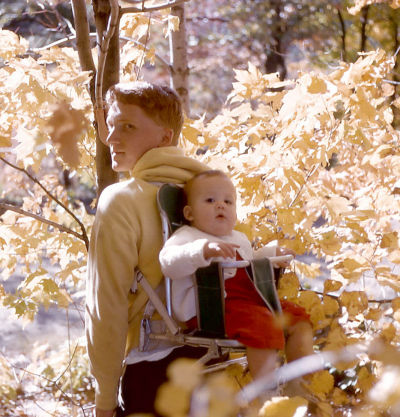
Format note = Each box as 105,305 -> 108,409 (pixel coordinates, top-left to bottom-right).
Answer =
123,123 -> 135,130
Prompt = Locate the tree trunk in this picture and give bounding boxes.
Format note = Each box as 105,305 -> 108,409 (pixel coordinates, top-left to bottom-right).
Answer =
264,0 -> 286,81
337,8 -> 347,62
390,13 -> 400,128
360,5 -> 369,52
169,3 -> 190,116
92,0 -> 120,195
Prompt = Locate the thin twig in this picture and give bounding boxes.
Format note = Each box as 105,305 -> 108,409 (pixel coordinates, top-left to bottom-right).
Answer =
288,164 -> 319,208
0,156 -> 89,249
0,351 -> 87,416
121,0 -> 189,15
32,33 -> 171,69
135,12 -> 151,79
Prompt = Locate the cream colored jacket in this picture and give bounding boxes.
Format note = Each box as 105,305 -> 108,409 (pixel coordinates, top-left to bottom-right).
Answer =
85,147 -> 208,410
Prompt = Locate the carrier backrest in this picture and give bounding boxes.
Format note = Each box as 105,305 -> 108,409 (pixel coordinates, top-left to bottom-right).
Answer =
157,183 -> 186,241
157,184 -> 186,317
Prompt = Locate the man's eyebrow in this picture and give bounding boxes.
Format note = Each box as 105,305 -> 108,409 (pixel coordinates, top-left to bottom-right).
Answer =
107,116 -> 135,124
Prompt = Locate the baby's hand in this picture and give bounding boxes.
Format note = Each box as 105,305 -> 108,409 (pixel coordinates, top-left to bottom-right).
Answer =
276,247 -> 296,257
203,242 -> 240,260
274,247 -> 296,268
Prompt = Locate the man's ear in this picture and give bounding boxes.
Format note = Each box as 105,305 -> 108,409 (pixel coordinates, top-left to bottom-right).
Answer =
160,128 -> 174,146
183,205 -> 193,222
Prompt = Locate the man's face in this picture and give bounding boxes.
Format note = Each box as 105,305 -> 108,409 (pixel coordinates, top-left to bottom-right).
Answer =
183,175 -> 237,237
106,101 -> 172,172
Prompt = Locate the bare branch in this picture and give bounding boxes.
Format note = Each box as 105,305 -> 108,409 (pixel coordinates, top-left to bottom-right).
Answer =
33,33 -> 171,71
0,156 -> 89,250
121,0 -> 189,15
0,203 -> 87,246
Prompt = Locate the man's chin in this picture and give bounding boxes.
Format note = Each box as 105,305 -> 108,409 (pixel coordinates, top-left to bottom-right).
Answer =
111,162 -> 129,172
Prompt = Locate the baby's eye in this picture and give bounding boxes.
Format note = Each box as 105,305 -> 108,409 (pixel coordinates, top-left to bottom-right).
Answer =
205,198 -> 215,203
225,200 -> 233,205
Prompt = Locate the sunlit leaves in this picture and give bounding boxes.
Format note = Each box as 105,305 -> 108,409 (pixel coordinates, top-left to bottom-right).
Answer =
259,396 -> 308,417
0,29 -> 28,60
156,359 -> 239,417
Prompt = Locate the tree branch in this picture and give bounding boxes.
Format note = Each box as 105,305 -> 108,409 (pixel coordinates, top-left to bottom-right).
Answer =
0,156 -> 89,250
121,0 -> 189,15
0,203 -> 87,247
71,0 -> 97,103
32,34 -> 171,70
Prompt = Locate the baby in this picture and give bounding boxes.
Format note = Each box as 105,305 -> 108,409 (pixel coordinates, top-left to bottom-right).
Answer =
159,170 -> 313,380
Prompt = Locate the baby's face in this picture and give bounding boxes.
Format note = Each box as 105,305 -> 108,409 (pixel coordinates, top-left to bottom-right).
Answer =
184,175 -> 237,237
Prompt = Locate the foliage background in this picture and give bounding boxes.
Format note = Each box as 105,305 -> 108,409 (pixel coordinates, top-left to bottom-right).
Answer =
1,0 -> 400,416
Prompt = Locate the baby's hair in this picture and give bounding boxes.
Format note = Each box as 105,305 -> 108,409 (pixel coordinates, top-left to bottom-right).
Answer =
184,170 -> 231,204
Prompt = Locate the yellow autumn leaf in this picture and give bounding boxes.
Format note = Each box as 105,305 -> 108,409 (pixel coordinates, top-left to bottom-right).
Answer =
293,261 -> 321,279
120,14 -> 150,39
365,308 -> 382,321
354,87 -> 377,121
323,279 -> 343,294
324,322 -> 351,350
258,396 -> 308,417
342,210 -> 376,221
278,272 -> 300,300
154,382 -> 189,417
306,370 -> 334,399
322,295 -> 339,317
55,288 -> 73,309
381,322 -> 396,343
331,387 -> 350,406
0,133 -> 11,148
0,30 -> 29,60
345,221 -> 369,244
303,73 -> 327,94
207,373 -> 239,417
357,366 -> 375,393
392,297 -> 400,311
167,15 -> 180,34
334,255 -> 369,280
166,358 -> 202,391
339,291 -> 368,318
314,401 -> 334,417
316,229 -> 342,255
325,196 -> 351,219
380,232 -> 399,249
297,291 -> 327,329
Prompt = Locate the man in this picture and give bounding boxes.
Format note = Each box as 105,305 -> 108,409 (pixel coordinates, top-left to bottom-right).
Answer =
85,81 -> 208,417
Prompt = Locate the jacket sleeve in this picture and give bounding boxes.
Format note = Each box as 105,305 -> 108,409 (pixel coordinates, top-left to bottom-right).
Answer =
253,243 -> 277,259
159,229 -> 211,280
85,190 -> 140,410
